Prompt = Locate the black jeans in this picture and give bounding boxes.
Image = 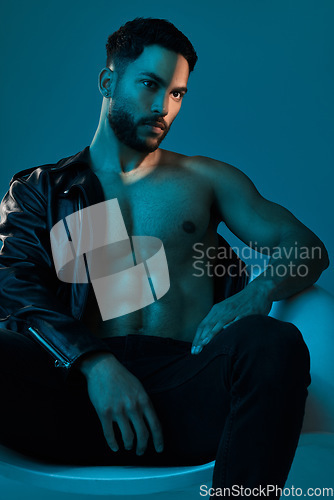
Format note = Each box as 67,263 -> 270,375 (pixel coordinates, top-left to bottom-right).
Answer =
0,314 -> 310,497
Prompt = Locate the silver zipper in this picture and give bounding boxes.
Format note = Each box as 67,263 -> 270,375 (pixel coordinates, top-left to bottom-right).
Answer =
62,185 -> 91,320
28,326 -> 71,368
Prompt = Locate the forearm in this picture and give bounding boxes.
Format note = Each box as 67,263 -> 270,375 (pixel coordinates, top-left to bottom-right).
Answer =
248,231 -> 329,302
77,350 -> 119,378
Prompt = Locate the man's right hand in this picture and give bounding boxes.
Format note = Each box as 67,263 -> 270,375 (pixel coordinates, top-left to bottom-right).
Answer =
79,352 -> 164,456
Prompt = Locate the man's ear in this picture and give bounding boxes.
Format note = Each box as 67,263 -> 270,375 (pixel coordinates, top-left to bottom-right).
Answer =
98,67 -> 117,99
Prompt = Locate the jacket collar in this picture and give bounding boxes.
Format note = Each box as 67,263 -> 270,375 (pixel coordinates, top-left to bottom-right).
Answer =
50,145 -> 92,172
10,146 -> 92,184
56,147 -> 105,205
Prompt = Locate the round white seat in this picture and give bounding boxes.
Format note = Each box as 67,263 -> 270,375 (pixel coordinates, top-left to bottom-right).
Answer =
0,445 -> 215,498
1,433 -> 334,499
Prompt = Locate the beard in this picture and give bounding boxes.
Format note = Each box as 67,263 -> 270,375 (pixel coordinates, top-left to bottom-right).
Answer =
108,99 -> 170,153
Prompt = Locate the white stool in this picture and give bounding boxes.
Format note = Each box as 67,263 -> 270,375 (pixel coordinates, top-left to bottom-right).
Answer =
0,446 -> 214,499
1,285 -> 334,499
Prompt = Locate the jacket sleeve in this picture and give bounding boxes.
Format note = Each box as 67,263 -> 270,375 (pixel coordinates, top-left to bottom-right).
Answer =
0,171 -> 114,379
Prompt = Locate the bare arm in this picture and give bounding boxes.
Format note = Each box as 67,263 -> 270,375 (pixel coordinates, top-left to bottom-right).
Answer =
191,156 -> 329,353
211,158 -> 329,298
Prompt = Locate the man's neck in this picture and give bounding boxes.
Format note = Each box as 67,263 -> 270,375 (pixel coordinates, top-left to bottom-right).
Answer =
89,120 -> 160,176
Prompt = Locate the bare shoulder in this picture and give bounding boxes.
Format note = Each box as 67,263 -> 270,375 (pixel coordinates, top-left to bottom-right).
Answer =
189,155 -> 253,185
158,149 -> 188,167
175,153 -> 256,196
160,149 -> 229,173
158,149 -> 256,193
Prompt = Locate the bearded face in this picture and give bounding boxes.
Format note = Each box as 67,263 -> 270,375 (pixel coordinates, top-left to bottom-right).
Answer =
105,45 -> 190,153
108,90 -> 170,153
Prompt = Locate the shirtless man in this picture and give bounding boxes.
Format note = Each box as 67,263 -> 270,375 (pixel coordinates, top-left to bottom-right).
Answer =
0,18 -> 329,497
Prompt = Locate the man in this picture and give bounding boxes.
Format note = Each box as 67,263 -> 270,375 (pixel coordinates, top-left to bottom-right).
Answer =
0,17 -> 329,497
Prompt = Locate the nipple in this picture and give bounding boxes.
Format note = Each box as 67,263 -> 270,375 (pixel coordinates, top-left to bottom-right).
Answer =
182,220 -> 196,233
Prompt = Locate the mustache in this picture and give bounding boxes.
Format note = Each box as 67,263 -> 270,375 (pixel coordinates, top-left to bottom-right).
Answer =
140,117 -> 168,131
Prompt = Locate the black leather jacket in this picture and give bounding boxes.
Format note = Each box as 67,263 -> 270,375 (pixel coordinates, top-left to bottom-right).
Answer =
0,147 -> 248,379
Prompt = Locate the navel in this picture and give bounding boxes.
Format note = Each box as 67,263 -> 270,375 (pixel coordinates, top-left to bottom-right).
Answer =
182,220 -> 196,233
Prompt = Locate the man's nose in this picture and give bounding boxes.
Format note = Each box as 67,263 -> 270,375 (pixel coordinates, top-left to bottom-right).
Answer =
151,92 -> 168,116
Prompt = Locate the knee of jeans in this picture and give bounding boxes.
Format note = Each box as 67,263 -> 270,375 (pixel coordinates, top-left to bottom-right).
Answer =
233,314 -> 310,371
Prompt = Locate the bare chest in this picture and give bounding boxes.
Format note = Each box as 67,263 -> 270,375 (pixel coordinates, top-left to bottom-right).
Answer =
96,167 -> 214,251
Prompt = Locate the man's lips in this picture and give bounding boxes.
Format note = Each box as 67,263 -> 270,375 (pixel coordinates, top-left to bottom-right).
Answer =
142,121 -> 166,131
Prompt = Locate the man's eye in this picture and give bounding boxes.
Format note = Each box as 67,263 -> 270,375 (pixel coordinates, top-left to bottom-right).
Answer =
172,91 -> 182,100
143,80 -> 156,89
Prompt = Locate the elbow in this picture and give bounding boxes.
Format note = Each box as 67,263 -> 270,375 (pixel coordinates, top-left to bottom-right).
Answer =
321,244 -> 330,271
312,236 -> 330,272
301,231 -> 329,275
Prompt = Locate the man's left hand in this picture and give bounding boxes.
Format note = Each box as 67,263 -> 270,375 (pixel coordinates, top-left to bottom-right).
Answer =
191,282 -> 273,354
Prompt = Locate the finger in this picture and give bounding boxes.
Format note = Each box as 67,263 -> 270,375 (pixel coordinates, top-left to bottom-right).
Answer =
203,318 -> 235,340
223,315 -> 242,329
115,413 -> 135,451
142,401 -> 164,454
191,324 -> 205,352
192,319 -> 216,353
196,324 -> 215,345
203,309 -> 240,338
201,322 -> 224,345
192,320 -> 218,353
191,307 -> 218,351
128,409 -> 150,456
197,321 -> 223,348
195,312 -> 240,352
101,419 -> 119,453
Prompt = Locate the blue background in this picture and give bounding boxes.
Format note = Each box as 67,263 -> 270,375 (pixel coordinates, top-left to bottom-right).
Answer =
1,0 -> 333,294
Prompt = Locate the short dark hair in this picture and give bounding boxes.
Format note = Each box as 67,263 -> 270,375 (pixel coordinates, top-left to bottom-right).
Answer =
106,17 -> 198,73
